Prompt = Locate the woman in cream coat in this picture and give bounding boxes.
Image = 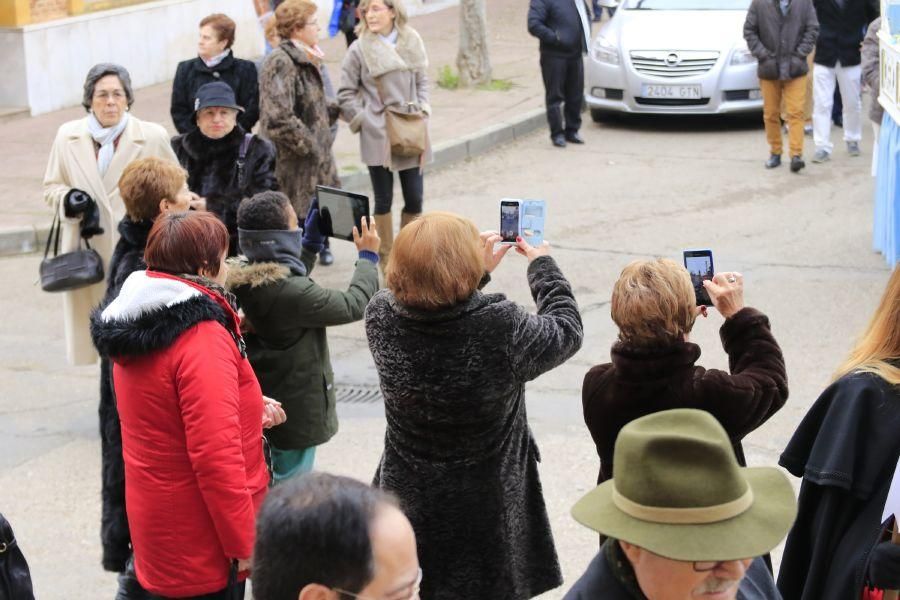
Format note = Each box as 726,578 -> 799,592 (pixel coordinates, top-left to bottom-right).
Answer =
338,0 -> 431,268
43,64 -> 178,365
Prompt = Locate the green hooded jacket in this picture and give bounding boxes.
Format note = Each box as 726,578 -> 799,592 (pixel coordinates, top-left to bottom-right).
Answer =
227,249 -> 379,449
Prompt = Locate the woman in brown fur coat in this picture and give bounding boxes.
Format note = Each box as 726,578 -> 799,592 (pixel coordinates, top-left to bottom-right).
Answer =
582,259 -> 788,486
259,0 -> 340,265
338,0 -> 431,267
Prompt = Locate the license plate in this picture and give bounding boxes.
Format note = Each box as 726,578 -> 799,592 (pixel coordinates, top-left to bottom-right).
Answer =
641,84 -> 702,99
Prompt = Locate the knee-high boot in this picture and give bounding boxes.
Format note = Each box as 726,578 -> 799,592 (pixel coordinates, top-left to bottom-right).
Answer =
374,213 -> 394,271
400,211 -> 421,230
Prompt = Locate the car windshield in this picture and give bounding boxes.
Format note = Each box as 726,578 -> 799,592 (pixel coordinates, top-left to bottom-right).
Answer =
624,0 -> 750,9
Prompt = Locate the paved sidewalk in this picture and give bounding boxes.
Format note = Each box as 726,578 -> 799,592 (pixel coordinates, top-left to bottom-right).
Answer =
0,0 -> 551,241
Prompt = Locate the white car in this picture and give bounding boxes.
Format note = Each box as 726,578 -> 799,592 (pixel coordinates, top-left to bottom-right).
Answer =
585,0 -> 762,119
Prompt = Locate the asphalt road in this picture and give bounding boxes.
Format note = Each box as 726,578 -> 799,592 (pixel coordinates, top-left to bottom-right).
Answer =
0,113 -> 889,598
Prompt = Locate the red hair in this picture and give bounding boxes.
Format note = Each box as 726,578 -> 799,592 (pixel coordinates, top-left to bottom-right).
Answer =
145,212 -> 228,277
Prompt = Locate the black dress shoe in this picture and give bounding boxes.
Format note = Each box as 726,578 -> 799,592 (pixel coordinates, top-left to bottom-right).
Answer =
318,246 -> 334,266
551,134 -> 566,148
565,132 -> 585,144
765,154 -> 782,169
790,155 -> 805,173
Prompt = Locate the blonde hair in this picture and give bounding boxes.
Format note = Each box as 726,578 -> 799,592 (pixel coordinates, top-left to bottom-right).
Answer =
834,266 -> 900,385
611,258 -> 697,347
118,157 -> 186,222
386,212 -> 484,310
275,0 -> 317,41
357,0 -> 408,34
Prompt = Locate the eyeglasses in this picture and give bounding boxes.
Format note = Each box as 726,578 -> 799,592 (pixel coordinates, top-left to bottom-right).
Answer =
94,91 -> 126,101
333,568 -> 422,600
305,19 -> 319,27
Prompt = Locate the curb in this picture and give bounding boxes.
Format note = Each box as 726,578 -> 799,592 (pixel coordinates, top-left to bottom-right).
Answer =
0,107 -> 546,258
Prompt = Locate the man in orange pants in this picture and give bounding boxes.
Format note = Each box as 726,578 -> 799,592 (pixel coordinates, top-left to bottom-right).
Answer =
744,0 -> 819,173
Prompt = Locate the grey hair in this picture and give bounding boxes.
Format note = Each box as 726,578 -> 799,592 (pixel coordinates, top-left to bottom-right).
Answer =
82,63 -> 135,112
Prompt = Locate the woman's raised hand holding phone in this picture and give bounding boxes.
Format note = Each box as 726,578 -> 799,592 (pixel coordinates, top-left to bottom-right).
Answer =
702,272 -> 745,319
480,230 -> 512,273
515,236 -> 551,263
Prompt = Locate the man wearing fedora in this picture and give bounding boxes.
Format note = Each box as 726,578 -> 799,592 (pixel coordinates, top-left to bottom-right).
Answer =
564,409 -> 796,600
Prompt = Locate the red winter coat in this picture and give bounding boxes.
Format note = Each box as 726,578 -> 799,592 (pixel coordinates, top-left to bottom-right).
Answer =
91,270 -> 269,597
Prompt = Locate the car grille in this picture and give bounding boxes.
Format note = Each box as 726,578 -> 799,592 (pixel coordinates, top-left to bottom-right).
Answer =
634,97 -> 710,106
630,51 -> 720,78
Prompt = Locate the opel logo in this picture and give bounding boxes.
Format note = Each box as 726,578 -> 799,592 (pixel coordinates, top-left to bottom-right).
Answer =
665,53 -> 680,66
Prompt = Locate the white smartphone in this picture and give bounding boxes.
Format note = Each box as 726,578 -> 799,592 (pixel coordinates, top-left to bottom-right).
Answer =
499,199 -> 546,246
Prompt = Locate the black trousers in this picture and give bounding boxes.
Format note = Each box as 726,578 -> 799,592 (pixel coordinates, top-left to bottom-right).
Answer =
540,53 -> 584,137
368,166 -> 424,215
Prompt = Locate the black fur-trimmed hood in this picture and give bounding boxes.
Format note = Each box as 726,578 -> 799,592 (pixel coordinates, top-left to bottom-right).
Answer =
91,271 -> 236,359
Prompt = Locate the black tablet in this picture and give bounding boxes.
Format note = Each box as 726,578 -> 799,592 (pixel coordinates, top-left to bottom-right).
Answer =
316,186 -> 370,242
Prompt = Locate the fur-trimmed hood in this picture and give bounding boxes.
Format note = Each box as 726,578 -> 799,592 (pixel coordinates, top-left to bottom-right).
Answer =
91,270 -> 240,359
358,27 -> 428,78
225,258 -> 291,289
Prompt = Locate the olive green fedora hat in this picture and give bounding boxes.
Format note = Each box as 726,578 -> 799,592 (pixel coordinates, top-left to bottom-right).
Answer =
572,409 -> 797,561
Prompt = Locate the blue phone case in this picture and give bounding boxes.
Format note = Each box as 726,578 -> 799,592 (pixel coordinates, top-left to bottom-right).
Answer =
520,200 -> 546,246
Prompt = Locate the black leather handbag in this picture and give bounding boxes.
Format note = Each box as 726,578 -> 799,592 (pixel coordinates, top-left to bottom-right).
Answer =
39,207 -> 104,293
0,513 -> 35,600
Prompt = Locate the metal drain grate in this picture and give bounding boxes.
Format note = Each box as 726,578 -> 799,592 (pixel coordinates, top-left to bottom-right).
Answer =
336,385 -> 384,404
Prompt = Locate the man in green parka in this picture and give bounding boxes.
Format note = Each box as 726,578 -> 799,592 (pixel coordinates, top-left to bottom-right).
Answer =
228,191 -> 380,482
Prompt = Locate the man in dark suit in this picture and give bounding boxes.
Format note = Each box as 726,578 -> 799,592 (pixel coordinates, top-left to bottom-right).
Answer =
528,0 -> 591,147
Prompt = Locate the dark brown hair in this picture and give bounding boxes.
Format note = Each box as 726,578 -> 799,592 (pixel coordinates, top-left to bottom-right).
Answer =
200,13 -> 236,49
145,212 -> 229,277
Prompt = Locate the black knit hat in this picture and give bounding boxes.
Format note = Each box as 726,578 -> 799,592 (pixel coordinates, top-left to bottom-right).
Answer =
193,81 -> 244,113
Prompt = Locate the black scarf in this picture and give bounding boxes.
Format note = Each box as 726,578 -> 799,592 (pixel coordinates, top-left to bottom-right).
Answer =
238,228 -> 308,276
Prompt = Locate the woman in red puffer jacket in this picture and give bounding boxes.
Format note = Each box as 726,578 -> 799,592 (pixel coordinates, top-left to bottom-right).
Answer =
91,211 -> 283,599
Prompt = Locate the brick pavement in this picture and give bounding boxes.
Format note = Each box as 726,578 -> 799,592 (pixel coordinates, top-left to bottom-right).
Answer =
0,0 -> 551,233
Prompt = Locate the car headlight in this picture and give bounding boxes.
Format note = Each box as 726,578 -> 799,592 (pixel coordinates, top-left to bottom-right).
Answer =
730,46 -> 756,65
591,36 -> 620,65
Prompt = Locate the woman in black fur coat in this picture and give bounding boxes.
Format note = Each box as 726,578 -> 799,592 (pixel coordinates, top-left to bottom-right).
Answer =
96,157 -> 192,589
172,82 -> 277,256
365,213 -> 583,600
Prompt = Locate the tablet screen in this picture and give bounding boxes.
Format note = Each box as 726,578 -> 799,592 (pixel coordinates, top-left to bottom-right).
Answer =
316,186 -> 370,241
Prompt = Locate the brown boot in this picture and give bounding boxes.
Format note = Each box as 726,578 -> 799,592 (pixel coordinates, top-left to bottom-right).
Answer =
373,213 -> 394,271
400,211 -> 421,230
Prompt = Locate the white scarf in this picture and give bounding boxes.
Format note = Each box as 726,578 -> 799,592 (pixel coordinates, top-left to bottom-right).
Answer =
88,111 -> 129,177
202,48 -> 231,68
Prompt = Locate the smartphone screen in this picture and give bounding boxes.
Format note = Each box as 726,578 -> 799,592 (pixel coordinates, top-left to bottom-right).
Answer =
683,250 -> 714,307
500,201 -> 520,244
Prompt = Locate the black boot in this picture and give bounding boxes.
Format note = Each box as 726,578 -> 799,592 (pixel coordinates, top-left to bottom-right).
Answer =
790,155 -> 805,173
318,237 -> 334,266
765,154 -> 782,169
116,555 -> 152,600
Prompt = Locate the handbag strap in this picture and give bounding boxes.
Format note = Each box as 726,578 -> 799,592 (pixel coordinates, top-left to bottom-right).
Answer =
375,73 -> 420,114
235,133 -> 253,191
44,204 -> 62,260
45,202 -> 94,257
